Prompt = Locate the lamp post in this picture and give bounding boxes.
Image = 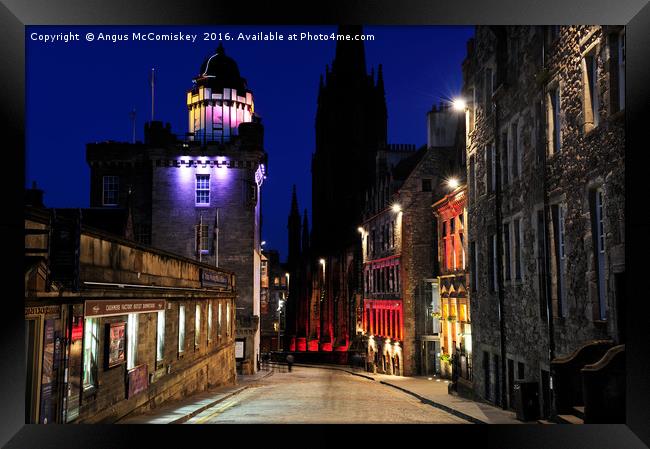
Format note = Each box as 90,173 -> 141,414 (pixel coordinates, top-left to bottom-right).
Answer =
277,298 -> 285,352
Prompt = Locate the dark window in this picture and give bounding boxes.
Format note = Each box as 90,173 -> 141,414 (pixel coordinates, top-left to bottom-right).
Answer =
470,241 -> 478,292
501,132 -> 509,185
102,175 -> 119,206
511,122 -> 519,178
485,67 -> 493,108
489,234 -> 497,292
514,218 -> 522,280
590,188 -> 607,320
503,223 -> 511,281
517,362 -> 525,379
422,178 -> 432,192
469,155 -> 476,202
551,205 -> 566,317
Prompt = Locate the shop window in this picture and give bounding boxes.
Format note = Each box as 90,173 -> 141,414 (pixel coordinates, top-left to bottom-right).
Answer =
82,318 -> 99,389
194,304 -> 201,348
207,302 -> 213,343
127,314 -> 138,370
178,305 -> 186,353
156,310 -> 165,362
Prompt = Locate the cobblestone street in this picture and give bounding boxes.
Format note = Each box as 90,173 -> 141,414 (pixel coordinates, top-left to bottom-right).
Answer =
184,366 -> 469,424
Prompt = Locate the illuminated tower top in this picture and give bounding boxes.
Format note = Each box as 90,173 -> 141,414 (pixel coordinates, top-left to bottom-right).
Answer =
187,44 -> 255,144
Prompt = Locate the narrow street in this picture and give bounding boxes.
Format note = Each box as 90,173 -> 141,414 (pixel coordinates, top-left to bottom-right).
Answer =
184,366 -> 469,424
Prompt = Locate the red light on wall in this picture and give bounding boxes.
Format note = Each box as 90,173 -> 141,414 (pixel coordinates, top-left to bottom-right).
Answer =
71,321 -> 83,341
297,338 -> 307,352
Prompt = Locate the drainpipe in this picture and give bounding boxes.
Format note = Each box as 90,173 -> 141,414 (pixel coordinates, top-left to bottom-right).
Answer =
491,26 -> 508,411
540,26 -> 557,411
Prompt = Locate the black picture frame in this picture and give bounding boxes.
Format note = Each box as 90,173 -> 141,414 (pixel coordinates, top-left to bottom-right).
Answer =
5,0 -> 650,447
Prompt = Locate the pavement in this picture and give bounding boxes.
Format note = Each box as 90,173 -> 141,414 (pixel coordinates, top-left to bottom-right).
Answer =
118,362 -> 521,424
292,362 -> 522,424
116,369 -> 274,424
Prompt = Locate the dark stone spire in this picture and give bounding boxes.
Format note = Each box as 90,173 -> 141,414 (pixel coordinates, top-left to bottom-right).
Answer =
332,25 -> 367,83
301,209 -> 310,255
287,185 -> 302,269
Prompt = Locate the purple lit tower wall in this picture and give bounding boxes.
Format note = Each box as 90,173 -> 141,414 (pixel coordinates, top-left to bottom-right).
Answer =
87,45 -> 267,374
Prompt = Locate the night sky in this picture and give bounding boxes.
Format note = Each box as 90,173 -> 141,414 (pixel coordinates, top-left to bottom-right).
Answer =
26,25 -> 474,261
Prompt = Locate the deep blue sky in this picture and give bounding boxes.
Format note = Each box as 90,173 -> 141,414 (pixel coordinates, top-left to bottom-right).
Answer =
26,25 -> 474,262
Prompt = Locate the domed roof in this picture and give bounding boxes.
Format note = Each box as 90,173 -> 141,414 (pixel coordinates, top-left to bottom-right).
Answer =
196,44 -> 248,92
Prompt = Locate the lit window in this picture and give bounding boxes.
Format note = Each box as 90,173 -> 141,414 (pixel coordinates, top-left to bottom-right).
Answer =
207,302 -> 213,342
156,310 -> 165,362
218,302 -> 222,338
127,314 -> 138,370
82,318 -> 99,389
583,52 -> 600,131
226,303 -> 231,337
178,305 -> 186,353
195,223 -> 209,254
195,304 -> 201,348
196,174 -> 210,205
102,176 -> 119,206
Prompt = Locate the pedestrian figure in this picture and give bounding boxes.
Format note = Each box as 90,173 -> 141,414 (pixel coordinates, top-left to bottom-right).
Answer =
286,354 -> 294,372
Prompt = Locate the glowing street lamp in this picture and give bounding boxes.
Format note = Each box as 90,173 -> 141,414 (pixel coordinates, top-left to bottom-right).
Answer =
391,203 -> 402,213
357,226 -> 364,234
451,98 -> 467,112
447,177 -> 460,190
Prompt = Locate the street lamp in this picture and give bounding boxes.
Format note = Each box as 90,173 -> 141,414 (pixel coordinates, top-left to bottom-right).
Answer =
277,299 -> 285,351
357,226 -> 364,234
447,177 -> 460,190
451,97 -> 467,112
391,203 -> 402,213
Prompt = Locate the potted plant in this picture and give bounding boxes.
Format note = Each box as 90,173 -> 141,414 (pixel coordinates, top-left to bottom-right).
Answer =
439,353 -> 451,364
431,311 -> 442,319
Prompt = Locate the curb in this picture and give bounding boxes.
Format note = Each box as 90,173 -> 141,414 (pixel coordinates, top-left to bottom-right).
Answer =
170,386 -> 249,424
171,370 -> 274,424
295,363 -> 486,424
377,380 -> 487,424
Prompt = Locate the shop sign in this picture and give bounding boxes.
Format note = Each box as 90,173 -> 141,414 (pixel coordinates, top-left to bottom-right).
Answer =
200,268 -> 230,288
84,300 -> 164,318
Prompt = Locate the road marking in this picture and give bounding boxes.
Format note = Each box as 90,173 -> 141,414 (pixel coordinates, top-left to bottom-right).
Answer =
190,399 -> 240,424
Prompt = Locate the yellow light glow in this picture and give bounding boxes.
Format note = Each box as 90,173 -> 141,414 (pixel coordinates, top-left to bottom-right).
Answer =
319,258 -> 326,265
357,227 -> 364,234
447,178 -> 460,189
391,203 -> 401,213
452,98 -> 467,112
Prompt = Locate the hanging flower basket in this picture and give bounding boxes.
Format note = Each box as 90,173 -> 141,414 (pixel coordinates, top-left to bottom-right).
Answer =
431,312 -> 442,319
439,353 -> 451,363
447,315 -> 457,322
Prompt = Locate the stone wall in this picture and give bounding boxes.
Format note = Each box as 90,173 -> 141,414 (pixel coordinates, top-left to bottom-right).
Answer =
464,26 -> 625,410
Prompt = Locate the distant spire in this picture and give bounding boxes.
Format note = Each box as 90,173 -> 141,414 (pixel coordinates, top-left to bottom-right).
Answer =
216,42 -> 225,55
287,185 -> 302,269
333,25 -> 367,80
302,209 -> 310,254
290,184 -> 299,214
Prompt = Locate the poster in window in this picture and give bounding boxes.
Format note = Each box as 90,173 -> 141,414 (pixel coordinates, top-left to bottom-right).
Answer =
235,339 -> 245,360
106,322 -> 126,368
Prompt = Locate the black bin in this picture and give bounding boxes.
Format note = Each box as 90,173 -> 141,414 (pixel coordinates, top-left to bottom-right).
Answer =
514,381 -> 540,422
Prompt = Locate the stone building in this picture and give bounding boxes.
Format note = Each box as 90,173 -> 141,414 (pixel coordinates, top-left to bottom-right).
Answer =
284,25 -> 387,359
86,44 -> 267,374
260,249 -> 288,353
25,204 -> 236,424
432,184 -> 471,389
359,104 -> 463,376
463,26 -> 625,421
